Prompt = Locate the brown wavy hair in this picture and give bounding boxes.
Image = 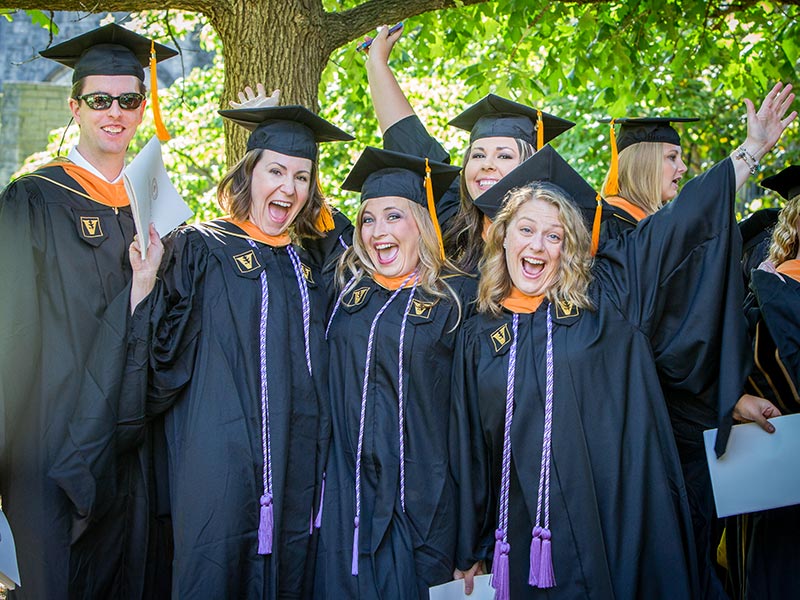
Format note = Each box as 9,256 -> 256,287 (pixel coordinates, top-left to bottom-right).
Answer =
601,142 -> 665,216
217,148 -> 328,239
443,138 -> 535,272
337,198 -> 463,319
768,194 -> 800,266
477,182 -> 595,316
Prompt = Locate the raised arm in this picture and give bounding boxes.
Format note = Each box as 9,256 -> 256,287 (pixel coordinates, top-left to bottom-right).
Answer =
731,83 -> 797,190
364,24 -> 415,133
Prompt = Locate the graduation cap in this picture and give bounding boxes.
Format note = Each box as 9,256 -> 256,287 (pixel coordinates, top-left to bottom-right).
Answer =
39,23 -> 177,83
761,165 -> 800,201
449,94 -> 575,151
219,106 -> 354,161
474,144 -> 606,254
342,147 -> 461,258
601,117 -> 698,197
40,23 -> 178,141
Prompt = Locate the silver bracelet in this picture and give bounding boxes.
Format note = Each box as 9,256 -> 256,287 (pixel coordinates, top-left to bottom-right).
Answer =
734,146 -> 760,175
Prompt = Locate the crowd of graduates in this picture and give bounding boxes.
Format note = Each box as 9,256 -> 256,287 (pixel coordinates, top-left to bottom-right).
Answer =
0,21 -> 798,600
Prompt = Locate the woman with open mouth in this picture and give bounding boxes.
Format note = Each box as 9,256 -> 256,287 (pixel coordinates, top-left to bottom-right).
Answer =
450,83 -> 793,600
313,146 -> 477,598
125,104 -> 352,599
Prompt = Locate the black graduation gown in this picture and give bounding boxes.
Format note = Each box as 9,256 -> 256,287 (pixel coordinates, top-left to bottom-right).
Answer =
0,165 -> 151,599
314,274 -> 476,599
131,220 -> 329,599
731,269 -> 800,599
451,158 -> 743,599
599,180 -> 749,599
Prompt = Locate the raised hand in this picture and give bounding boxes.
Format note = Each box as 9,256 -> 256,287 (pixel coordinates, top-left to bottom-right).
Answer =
230,83 -> 281,109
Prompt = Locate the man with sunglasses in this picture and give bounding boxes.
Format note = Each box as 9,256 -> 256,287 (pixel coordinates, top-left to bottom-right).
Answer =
0,23 -> 175,600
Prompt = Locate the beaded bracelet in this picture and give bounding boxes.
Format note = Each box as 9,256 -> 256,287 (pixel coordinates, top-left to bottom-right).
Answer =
734,146 -> 760,175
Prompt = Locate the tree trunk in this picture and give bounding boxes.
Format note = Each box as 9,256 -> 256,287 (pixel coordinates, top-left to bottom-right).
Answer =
208,0 -> 330,165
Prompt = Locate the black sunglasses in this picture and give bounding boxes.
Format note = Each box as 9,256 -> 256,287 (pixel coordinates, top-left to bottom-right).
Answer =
74,92 -> 146,111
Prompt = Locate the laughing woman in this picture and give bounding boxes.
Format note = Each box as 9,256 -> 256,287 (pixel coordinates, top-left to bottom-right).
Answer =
313,147 -> 477,598
451,84 -> 794,599
128,106 -> 351,598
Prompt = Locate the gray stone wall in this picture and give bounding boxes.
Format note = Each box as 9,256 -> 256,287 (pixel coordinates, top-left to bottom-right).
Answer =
0,83 -> 71,184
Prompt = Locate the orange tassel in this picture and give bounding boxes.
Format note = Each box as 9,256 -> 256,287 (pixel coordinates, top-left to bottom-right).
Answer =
425,158 -> 445,260
591,193 -> 602,256
536,110 -> 544,151
603,118 -> 618,197
150,40 -> 171,142
315,202 -> 336,233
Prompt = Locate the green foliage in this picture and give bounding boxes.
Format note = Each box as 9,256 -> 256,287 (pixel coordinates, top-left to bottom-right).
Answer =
1,9 -> 57,33
13,1 -> 800,223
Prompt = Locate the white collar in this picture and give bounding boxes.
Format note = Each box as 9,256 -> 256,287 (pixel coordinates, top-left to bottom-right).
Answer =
67,147 -> 124,183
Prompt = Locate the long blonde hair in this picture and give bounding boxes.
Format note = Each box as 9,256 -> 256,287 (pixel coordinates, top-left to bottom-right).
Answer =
217,148 -> 328,239
337,198 -> 463,316
768,194 -> 800,266
444,138 -> 535,272
477,182 -> 594,316
602,142 -> 664,216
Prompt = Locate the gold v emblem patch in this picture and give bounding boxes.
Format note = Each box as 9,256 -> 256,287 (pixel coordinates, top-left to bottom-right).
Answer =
411,299 -> 433,319
233,249 -> 261,274
491,323 -> 511,353
346,287 -> 370,307
301,263 -> 314,284
555,300 -> 579,319
80,216 -> 103,238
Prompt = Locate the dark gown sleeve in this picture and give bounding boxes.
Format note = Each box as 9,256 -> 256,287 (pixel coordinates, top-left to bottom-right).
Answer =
382,114 -> 461,227
597,158 -> 747,456
0,179 -> 43,465
449,322 -> 495,571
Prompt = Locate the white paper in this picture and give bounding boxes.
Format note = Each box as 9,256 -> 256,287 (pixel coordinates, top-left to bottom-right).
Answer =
123,136 -> 193,259
0,510 -> 20,589
704,413 -> 800,517
429,574 -> 495,600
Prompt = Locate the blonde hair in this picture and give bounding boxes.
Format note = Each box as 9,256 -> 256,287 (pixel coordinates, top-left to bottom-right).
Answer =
602,142 -> 664,216
444,138 -> 535,272
217,148 -> 328,239
768,194 -> 800,266
337,198 -> 463,317
477,182 -> 594,316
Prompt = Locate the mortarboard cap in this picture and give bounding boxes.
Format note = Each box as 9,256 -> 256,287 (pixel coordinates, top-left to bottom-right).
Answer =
601,117 -> 699,153
342,147 -> 461,258
39,23 -> 178,84
218,106 -> 354,161
475,145 -> 610,254
449,94 -> 575,150
341,147 -> 460,206
601,116 -> 698,197
761,166 -> 800,201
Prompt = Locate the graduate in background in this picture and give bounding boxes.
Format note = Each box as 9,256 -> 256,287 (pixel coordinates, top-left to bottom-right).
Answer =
451,83 -> 794,599
313,147 -> 477,598
729,165 -> 800,599
361,25 -> 605,272
0,23 -> 176,600
599,113 -> 787,599
127,105 -> 350,598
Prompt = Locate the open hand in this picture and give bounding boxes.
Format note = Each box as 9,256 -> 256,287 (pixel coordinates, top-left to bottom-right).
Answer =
230,83 -> 281,109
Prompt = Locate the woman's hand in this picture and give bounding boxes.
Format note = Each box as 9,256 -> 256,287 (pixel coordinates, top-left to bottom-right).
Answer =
229,83 -> 280,109
453,561 -> 485,595
733,393 -> 782,433
741,83 -> 796,161
363,23 -> 404,66
130,223 -> 164,313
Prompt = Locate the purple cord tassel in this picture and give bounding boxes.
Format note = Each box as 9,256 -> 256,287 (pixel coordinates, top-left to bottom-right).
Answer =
528,525 -> 543,586
491,541 -> 511,600
537,528 -> 555,588
351,517 -> 360,575
492,529 -> 504,568
258,493 -> 273,555
314,475 -> 326,529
